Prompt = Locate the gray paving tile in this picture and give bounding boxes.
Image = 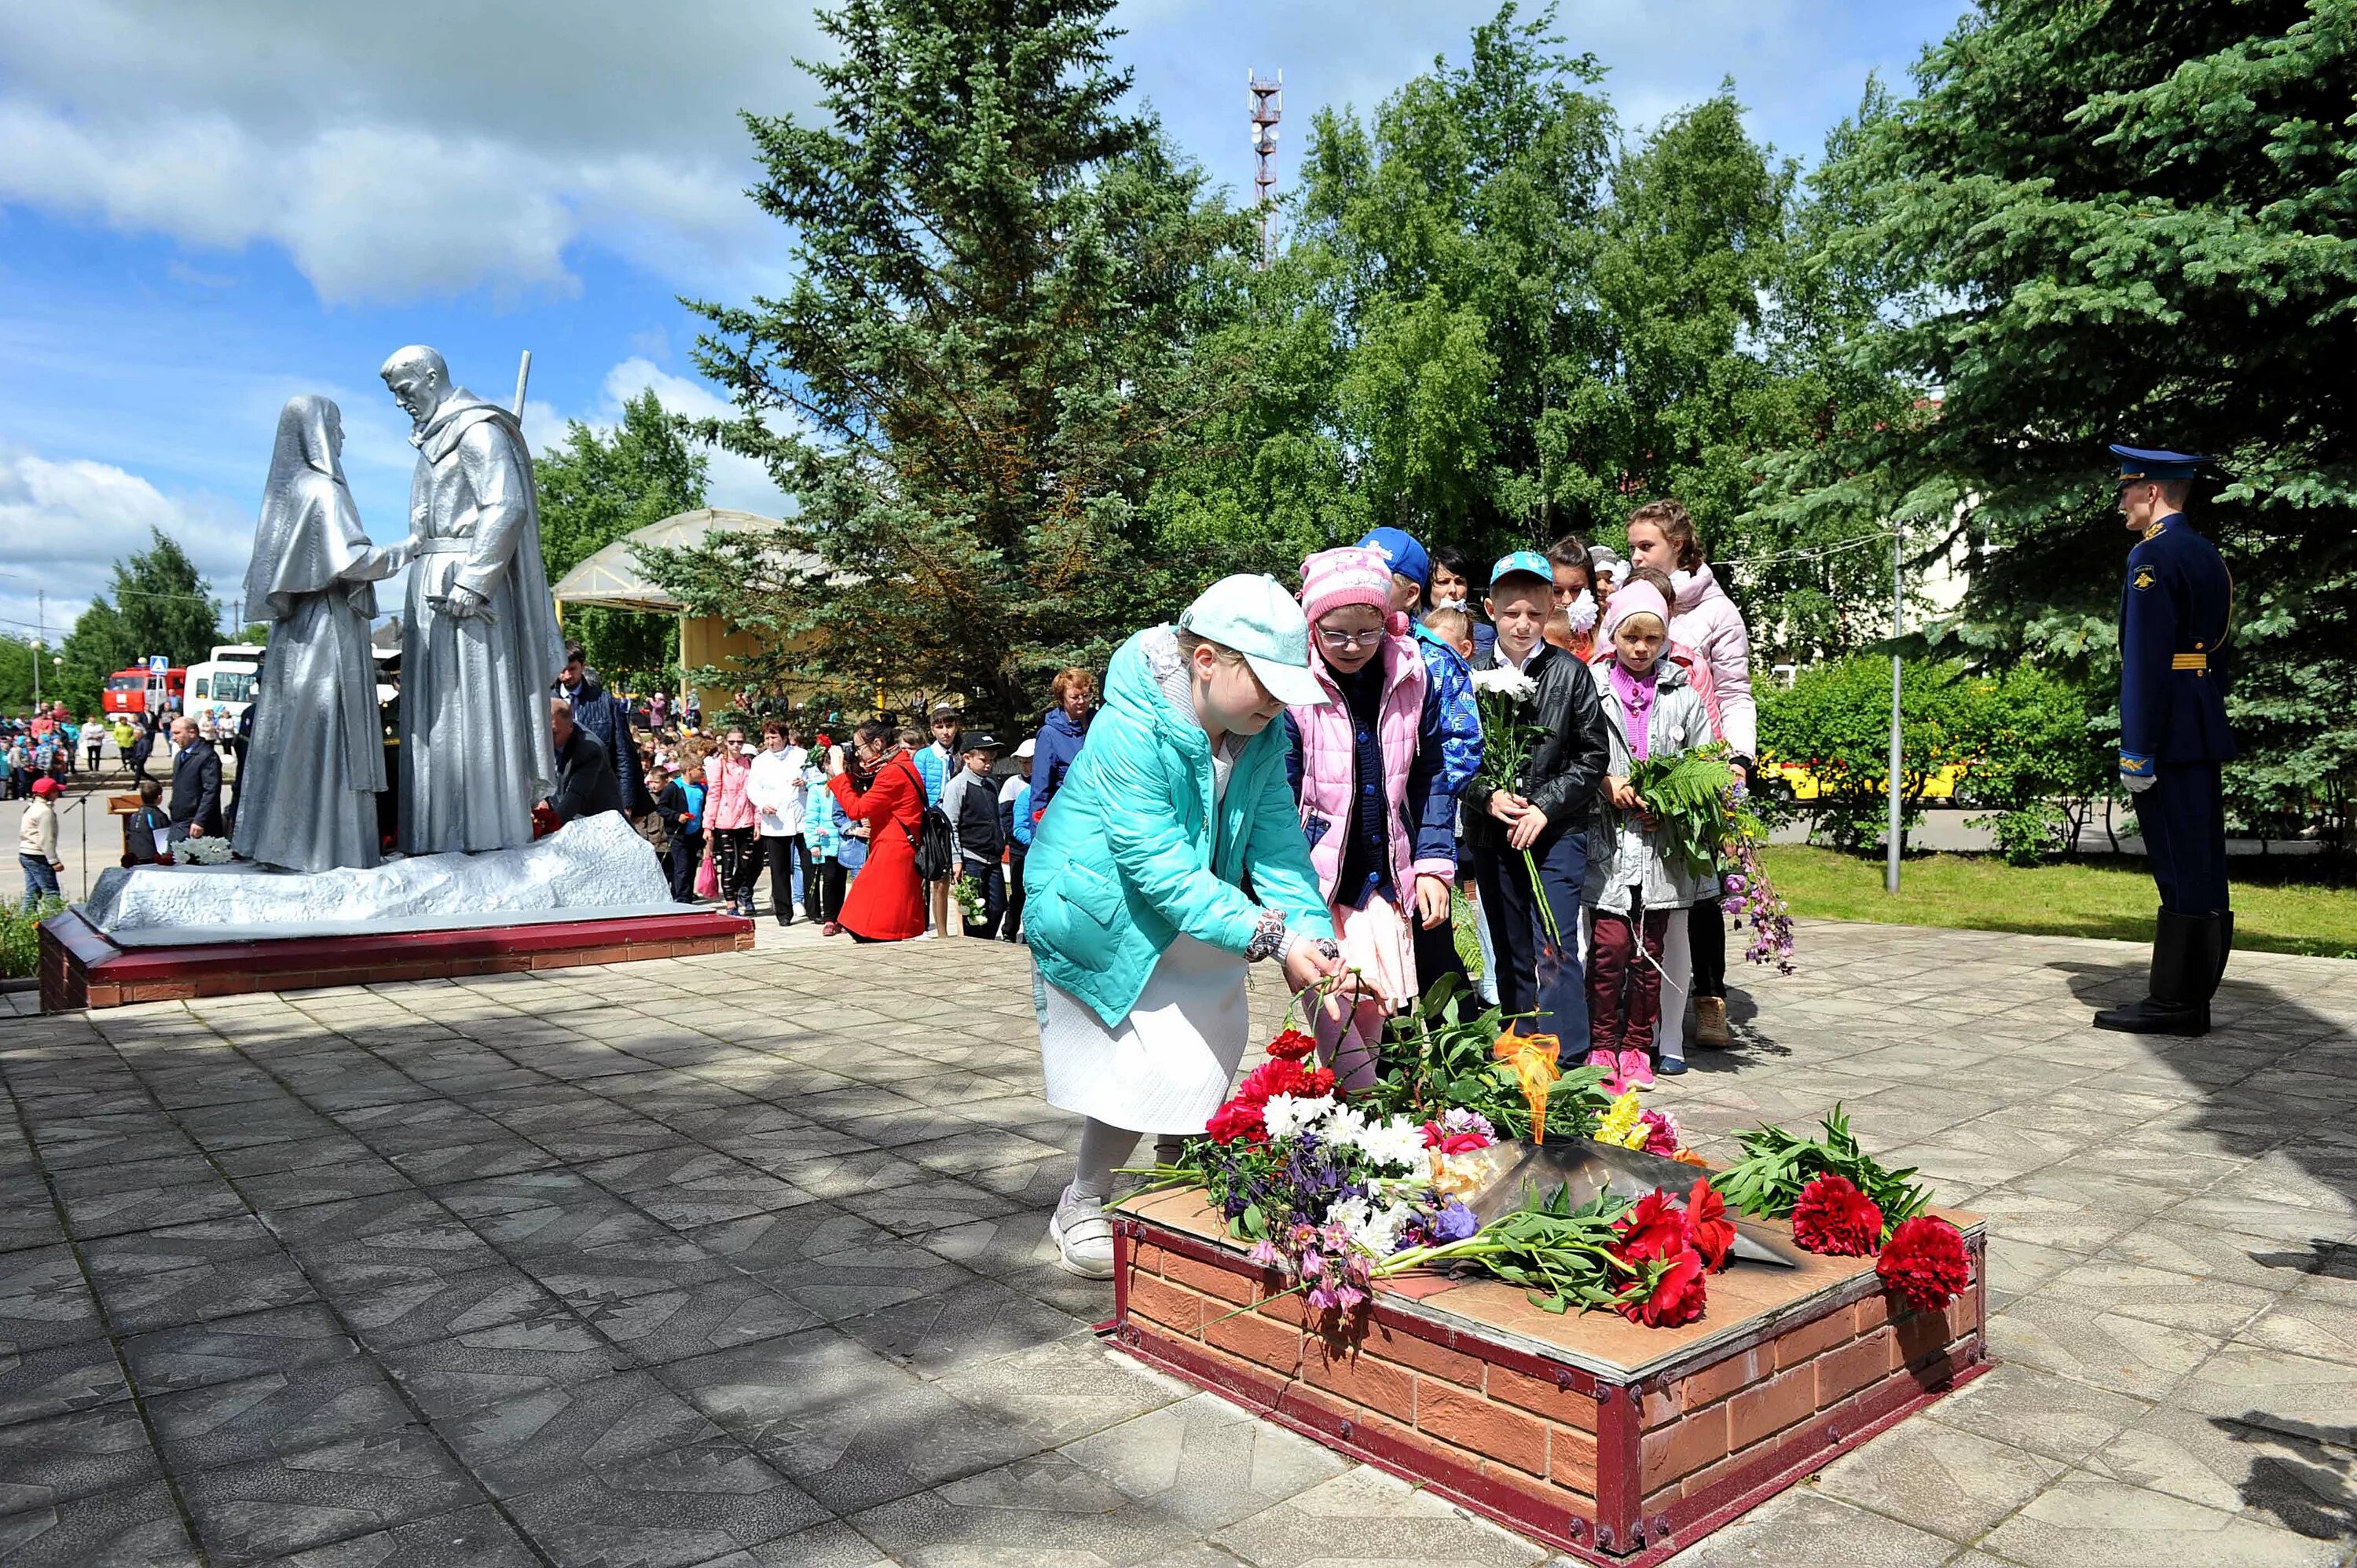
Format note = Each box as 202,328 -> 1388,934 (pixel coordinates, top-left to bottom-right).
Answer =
0,1404 -> 163,1511
575,1273 -> 822,1365
0,1333 -> 131,1426
331,1262 -> 566,1354
834,1276 -> 1088,1376
1629,1486 -> 1963,1566
178,1429 -> 486,1566
148,1357 -> 416,1471
431,1368 -> 723,1498
658,1328 -> 918,1447
1980,1467 -> 2346,1567
94,1247 -> 319,1335
1808,1416 -> 2060,1543
256,1501 -> 541,1567
851,1452 -> 1210,1567
233,1159 -> 414,1211
1926,1362 -> 2154,1464
0,1478 -> 202,1566
502,1442 -> 831,1568
1058,1392 -> 1353,1533
120,1303 -> 358,1394
82,1214 -> 285,1283
0,1175 -> 67,1255
380,1317 -> 625,1421
752,1377 -> 1047,1512
2088,1403 -> 2357,1542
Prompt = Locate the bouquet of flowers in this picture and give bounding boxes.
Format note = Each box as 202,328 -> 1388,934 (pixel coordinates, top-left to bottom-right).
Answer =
1714,1106 -> 1974,1312
951,874 -> 987,925
172,835 -> 233,866
1719,764 -> 1796,973
1467,662 -> 1562,943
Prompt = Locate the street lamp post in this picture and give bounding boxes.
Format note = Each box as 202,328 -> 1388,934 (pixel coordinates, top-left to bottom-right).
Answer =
1886,522 -> 1904,895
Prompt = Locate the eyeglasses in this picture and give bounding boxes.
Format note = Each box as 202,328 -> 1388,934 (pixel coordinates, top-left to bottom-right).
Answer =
1318,627 -> 1384,650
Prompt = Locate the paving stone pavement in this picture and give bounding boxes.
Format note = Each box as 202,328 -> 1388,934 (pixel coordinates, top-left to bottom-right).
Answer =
2,918 -> 2354,1566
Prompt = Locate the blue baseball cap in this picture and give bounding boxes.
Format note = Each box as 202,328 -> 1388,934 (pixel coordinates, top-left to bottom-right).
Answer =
1490,550 -> 1552,589
1356,527 -> 1431,592
1176,573 -> 1329,707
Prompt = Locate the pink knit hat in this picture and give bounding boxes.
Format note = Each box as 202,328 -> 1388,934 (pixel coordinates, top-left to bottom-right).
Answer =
1600,579 -> 1670,643
1299,545 -> 1398,632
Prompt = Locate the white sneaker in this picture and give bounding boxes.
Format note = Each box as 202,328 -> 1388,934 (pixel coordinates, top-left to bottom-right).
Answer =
1050,1185 -> 1117,1279
916,929 -> 938,941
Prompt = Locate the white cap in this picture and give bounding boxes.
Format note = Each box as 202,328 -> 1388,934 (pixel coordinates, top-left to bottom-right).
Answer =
1176,573 -> 1327,707
1014,737 -> 1037,759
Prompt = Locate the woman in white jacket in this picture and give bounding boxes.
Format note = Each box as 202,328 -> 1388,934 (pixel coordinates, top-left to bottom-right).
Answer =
746,720 -> 809,926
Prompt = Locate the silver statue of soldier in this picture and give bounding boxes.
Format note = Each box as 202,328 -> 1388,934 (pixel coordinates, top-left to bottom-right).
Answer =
232,395 -> 409,873
380,346 -> 568,855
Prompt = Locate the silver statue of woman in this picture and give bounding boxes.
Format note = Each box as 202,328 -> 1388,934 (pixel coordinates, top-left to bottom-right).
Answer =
231,396 -> 409,873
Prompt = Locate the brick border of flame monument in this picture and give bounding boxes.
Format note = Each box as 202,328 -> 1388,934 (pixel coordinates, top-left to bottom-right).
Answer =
1104,1187 -> 1988,1565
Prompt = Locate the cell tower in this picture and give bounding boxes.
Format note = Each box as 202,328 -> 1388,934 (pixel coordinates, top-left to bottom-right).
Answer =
1248,70 -> 1282,269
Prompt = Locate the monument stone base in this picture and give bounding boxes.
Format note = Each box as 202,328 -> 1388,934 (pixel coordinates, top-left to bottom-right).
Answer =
40,813 -> 753,1012
1107,1186 -> 1988,1565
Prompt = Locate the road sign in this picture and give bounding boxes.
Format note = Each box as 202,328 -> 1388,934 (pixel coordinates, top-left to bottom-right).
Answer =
149,654 -> 168,675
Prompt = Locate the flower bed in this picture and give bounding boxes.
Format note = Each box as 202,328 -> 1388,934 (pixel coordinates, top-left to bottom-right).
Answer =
1106,1185 -> 1987,1564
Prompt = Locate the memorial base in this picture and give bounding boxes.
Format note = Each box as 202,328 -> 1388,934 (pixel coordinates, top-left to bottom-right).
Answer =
38,906 -> 753,1013
1107,1187 -> 1987,1564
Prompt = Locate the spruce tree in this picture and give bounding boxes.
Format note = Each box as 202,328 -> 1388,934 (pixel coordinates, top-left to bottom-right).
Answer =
660,0 -> 1249,722
1769,0 -> 2357,836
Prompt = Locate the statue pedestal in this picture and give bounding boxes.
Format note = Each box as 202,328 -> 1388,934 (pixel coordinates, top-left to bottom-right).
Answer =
40,814 -> 753,1011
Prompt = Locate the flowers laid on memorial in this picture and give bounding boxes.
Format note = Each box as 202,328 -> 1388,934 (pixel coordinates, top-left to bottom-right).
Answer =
1142,1026 -> 1965,1330
1713,1105 -> 1929,1240
1875,1215 -> 1974,1313
1790,1174 -> 1884,1257
171,836 -> 234,866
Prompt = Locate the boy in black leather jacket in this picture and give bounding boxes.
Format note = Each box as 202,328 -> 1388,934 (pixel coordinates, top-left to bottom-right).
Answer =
1463,551 -> 1611,1044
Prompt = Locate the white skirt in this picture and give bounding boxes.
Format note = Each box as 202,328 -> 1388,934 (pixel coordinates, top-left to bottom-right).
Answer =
1035,935 -> 1250,1134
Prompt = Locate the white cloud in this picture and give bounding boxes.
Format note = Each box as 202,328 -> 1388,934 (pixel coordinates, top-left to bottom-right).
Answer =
596,357 -> 795,518
0,442 -> 251,648
0,1 -> 823,303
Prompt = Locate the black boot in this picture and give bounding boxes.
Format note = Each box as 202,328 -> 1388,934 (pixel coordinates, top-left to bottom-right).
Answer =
2212,910 -> 2234,995
2094,909 -> 2214,1036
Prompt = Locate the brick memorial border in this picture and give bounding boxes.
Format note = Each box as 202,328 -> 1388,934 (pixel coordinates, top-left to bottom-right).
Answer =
1106,1186 -> 1987,1564
38,906 -> 754,1012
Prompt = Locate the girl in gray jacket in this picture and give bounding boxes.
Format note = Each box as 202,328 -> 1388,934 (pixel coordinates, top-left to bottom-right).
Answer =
1583,581 -> 1717,1088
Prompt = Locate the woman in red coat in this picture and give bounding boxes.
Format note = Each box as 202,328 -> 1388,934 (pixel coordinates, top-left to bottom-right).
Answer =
827,720 -> 929,942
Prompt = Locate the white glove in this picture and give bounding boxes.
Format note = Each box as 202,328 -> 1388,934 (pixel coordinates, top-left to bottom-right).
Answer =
2122,770 -> 2156,793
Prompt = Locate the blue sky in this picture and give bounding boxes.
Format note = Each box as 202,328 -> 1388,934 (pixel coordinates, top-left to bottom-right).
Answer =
0,0 -> 1968,653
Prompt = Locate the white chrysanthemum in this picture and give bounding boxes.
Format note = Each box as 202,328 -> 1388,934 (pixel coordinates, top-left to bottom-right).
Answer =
1262,1094 -> 1332,1141
1318,1103 -> 1371,1152
1346,1199 -> 1416,1258
1326,1195 -> 1375,1236
1566,588 -> 1598,634
1354,1116 -> 1431,1174
1468,665 -> 1538,701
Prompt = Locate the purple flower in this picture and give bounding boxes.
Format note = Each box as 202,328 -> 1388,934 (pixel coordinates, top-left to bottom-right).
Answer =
1721,873 -> 1747,896
1431,1201 -> 1479,1242
1307,1285 -> 1338,1312
1247,1238 -> 1281,1269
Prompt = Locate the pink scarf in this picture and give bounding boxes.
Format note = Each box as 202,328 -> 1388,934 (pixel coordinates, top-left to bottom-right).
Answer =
1609,661 -> 1658,761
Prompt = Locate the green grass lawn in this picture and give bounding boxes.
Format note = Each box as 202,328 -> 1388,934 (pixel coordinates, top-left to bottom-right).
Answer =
1763,845 -> 2357,958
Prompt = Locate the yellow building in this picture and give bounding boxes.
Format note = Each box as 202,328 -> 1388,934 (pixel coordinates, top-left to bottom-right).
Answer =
549,507 -> 804,719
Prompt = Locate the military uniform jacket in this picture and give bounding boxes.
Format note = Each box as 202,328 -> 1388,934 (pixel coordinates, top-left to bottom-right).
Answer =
2118,513 -> 2234,778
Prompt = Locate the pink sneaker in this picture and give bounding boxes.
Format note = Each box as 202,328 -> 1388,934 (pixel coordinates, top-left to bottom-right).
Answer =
1617,1049 -> 1655,1090
1584,1048 -> 1624,1094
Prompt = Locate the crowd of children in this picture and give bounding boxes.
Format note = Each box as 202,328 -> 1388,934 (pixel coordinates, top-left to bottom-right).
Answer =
1020,502 -> 1759,1277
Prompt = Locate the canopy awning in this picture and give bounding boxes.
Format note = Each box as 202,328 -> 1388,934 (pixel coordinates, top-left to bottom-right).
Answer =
548,506 -> 806,613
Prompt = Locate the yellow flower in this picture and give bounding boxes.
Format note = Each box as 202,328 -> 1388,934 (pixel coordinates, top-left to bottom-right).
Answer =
1594,1090 -> 1648,1150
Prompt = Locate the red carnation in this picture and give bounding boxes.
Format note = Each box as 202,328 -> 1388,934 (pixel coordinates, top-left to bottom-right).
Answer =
1265,1029 -> 1318,1062
1877,1215 -> 1972,1314
1791,1174 -> 1884,1257
1618,1245 -> 1708,1328
1298,1064 -> 1336,1099
1614,1189 -> 1689,1262
1205,1098 -> 1266,1146
1683,1178 -> 1735,1273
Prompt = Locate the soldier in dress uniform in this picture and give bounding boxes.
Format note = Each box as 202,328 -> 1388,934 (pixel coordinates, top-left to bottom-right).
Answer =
2094,445 -> 2234,1036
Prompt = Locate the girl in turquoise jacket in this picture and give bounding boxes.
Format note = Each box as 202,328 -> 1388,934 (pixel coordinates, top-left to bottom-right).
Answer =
1028,574 -> 1345,1278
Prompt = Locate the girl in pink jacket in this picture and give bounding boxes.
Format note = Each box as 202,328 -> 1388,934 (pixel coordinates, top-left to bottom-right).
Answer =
1281,547 -> 1455,1090
1626,501 -> 1758,1049
702,731 -> 760,917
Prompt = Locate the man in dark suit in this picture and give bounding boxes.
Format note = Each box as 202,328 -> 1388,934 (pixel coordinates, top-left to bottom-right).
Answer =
2095,445 -> 2235,1037
555,646 -> 648,816
166,716 -> 225,843
544,698 -> 624,827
